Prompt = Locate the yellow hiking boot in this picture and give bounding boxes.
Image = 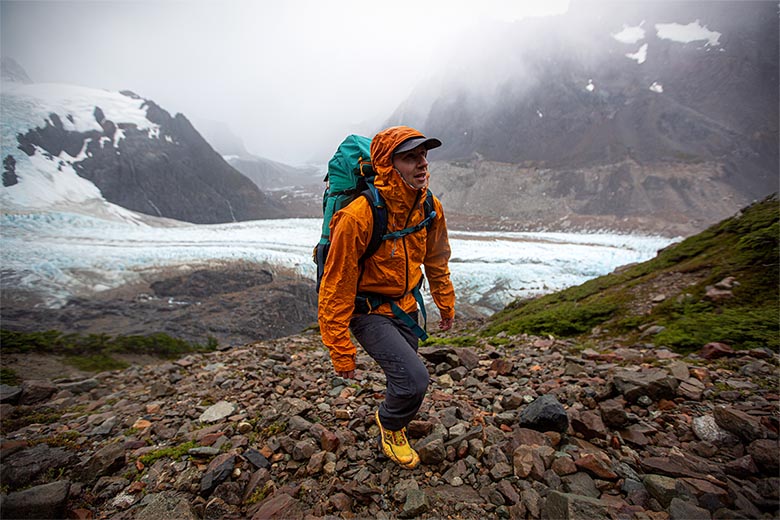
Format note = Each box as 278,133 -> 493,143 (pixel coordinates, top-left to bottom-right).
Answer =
375,410 -> 420,469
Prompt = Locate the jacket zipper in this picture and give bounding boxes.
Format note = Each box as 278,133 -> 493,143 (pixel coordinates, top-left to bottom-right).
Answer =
400,190 -> 423,298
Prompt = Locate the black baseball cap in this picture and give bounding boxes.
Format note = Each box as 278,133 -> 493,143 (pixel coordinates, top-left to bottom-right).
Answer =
393,136 -> 442,155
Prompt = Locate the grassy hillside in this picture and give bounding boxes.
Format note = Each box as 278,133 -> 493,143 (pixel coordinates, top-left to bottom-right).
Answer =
484,194 -> 779,353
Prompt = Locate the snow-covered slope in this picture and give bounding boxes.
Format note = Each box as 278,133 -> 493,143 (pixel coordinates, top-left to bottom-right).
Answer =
1,80 -> 284,224
1,83 -> 163,224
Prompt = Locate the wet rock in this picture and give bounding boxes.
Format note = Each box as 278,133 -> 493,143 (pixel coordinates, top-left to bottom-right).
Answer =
0,480 -> 70,520
518,394 -> 569,433
543,490 -> 611,520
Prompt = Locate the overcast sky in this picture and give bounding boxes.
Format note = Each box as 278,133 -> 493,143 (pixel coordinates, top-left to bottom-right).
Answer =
2,0 -> 569,165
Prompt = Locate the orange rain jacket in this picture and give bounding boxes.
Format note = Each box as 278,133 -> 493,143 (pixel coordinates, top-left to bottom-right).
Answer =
318,126 -> 456,373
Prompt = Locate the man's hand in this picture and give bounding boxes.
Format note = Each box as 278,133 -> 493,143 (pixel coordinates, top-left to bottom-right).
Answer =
439,317 -> 453,331
336,370 -> 355,379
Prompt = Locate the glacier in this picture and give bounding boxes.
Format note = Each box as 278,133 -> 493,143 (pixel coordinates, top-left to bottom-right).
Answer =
0,210 -> 678,314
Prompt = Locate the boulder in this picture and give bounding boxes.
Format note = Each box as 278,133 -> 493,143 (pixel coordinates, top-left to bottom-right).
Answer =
518,394 -> 569,433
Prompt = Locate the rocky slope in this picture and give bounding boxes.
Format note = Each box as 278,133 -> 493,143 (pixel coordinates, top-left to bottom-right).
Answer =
1,322 -> 777,519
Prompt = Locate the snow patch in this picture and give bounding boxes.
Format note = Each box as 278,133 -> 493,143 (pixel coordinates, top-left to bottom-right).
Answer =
626,43 -> 648,64
612,22 -> 646,44
656,20 -> 721,46
649,82 -> 664,93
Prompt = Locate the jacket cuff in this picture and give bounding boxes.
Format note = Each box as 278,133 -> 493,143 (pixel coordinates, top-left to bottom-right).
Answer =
330,351 -> 356,373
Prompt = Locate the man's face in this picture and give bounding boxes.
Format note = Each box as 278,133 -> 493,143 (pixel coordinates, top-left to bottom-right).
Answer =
392,145 -> 429,190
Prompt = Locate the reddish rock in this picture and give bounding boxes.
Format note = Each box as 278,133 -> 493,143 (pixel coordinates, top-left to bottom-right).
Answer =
250,493 -> 304,520
406,420 -> 433,439
713,406 -> 767,443
490,358 -> 514,375
575,451 -> 618,480
513,445 -> 545,480
699,342 -> 735,359
551,456 -> 578,476
677,477 -> 731,511
569,408 -> 608,440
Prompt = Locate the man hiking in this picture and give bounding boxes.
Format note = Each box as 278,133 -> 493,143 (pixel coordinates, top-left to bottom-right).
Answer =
318,125 -> 456,469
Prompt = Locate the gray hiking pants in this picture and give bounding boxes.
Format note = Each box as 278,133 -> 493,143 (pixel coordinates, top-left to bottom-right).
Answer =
350,312 -> 430,431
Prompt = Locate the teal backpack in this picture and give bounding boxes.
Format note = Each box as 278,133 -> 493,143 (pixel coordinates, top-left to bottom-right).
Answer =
313,134 -> 436,339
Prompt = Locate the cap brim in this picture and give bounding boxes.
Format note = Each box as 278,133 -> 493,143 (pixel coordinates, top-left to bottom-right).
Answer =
393,136 -> 442,155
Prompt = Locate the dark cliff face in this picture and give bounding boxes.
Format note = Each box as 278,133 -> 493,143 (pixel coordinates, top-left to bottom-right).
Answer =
390,0 -> 779,219
15,92 -> 285,224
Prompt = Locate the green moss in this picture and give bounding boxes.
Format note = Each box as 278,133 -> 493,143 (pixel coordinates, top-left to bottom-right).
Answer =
138,440 -> 197,466
0,367 -> 20,385
1,408 -> 62,434
482,194 -> 779,352
260,419 -> 287,438
30,430 -> 83,450
0,330 -> 218,359
64,354 -> 129,372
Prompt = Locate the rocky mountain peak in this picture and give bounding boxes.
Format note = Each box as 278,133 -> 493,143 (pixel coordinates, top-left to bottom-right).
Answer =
1,57 -> 33,84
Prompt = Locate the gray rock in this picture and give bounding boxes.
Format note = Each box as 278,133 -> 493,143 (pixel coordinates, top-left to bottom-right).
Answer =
19,380 -> 57,405
668,497 -> 711,520
518,394 -> 569,433
78,441 -> 126,482
135,492 -> 199,520
613,368 -> 678,402
713,406 -> 766,443
1,444 -> 76,487
0,480 -> 70,519
644,474 -> 679,508
416,434 -> 446,465
200,453 -> 236,496
562,472 -> 599,498
199,401 -> 237,423
0,384 -> 21,404
542,490 -> 611,519
692,415 -> 740,445
747,439 -> 780,474
57,378 -> 99,394
400,488 -> 430,518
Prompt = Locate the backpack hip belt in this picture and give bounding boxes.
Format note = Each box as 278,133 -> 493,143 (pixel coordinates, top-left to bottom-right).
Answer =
354,275 -> 429,341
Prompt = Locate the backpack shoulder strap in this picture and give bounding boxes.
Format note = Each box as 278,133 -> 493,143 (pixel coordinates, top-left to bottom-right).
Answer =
359,186 -> 387,263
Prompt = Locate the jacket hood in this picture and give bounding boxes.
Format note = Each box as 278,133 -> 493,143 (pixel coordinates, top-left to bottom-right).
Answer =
370,126 -> 429,205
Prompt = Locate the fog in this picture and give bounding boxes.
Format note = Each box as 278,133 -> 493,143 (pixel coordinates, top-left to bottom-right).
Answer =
1,0 -> 569,165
